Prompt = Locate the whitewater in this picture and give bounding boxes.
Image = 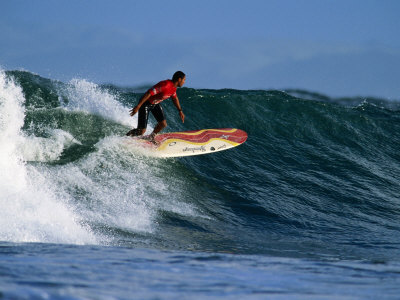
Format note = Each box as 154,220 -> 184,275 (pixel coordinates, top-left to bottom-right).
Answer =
1,70 -> 400,299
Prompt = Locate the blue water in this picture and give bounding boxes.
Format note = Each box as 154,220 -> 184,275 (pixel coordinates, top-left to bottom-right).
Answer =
1,70 -> 400,299
2,242 -> 400,299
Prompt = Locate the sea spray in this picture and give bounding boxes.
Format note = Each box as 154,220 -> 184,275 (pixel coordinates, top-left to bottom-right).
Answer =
21,128 -> 82,162
63,78 -> 134,126
0,71 -> 96,244
0,70 -> 27,193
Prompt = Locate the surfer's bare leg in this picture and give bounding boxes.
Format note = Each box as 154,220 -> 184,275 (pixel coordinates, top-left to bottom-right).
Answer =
141,120 -> 166,143
152,120 -> 167,135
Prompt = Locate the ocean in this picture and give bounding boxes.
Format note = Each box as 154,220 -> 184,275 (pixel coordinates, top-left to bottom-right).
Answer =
1,70 -> 400,299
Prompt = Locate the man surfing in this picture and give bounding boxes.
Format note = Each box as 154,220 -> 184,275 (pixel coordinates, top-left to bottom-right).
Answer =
126,71 -> 186,140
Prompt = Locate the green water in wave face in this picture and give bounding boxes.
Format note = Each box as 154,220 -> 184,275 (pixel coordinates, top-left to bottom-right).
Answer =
23,108 -> 126,164
4,70 -> 400,261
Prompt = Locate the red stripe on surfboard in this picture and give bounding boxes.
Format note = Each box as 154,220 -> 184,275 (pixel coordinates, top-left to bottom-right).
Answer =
155,129 -> 247,144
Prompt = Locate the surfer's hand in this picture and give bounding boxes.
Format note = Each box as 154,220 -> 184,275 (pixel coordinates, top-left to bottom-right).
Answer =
130,106 -> 139,116
179,110 -> 185,123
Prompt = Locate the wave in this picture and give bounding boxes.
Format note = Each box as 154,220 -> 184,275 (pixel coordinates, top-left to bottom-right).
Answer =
2,70 -> 400,260
0,70 -> 96,244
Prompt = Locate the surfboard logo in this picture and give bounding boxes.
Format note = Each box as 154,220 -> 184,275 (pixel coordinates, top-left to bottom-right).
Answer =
183,146 -> 206,153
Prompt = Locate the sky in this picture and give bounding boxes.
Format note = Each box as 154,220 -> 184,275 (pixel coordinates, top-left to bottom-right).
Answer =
1,0 -> 400,98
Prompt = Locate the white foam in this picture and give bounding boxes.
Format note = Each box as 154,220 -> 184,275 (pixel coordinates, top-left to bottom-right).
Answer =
0,71 -> 97,244
41,135 -> 202,239
0,71 -> 26,189
63,78 -> 134,126
47,136 -> 157,234
20,129 -> 82,162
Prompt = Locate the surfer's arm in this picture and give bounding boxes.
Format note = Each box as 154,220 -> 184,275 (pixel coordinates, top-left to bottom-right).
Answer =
130,92 -> 151,116
172,96 -> 185,123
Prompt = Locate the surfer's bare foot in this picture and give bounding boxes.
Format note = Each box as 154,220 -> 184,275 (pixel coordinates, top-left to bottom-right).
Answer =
142,132 -> 159,145
126,128 -> 143,137
142,132 -> 156,140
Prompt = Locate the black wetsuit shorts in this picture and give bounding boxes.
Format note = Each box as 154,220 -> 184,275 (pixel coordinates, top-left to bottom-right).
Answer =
137,101 -> 165,129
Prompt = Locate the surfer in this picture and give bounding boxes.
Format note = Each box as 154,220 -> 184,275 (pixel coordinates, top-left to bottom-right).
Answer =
126,71 -> 186,139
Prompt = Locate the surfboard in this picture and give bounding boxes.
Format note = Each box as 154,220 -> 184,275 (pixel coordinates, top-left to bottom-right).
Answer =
126,128 -> 248,158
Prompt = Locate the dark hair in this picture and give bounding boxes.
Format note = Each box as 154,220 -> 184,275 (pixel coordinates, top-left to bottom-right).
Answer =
172,71 -> 186,82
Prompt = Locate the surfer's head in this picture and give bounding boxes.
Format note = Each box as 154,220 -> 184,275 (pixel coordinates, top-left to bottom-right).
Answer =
172,71 -> 186,87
